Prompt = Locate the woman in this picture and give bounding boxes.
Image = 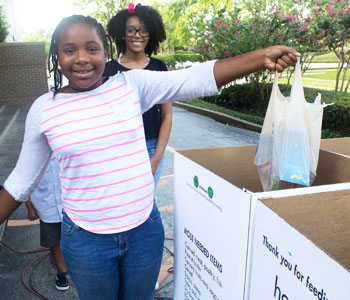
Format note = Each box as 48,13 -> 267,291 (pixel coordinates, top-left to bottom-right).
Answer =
106,4 -> 172,193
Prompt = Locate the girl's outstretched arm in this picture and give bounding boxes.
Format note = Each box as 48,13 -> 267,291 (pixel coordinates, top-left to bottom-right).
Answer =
0,189 -> 21,224
213,45 -> 300,88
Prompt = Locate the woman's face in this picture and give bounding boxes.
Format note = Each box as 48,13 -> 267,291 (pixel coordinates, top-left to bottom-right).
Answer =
124,16 -> 150,55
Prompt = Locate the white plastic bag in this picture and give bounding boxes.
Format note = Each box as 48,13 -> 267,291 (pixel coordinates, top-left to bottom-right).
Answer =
254,58 -> 327,191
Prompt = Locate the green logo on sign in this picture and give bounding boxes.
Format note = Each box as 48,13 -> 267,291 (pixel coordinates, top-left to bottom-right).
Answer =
208,186 -> 214,198
193,176 -> 214,199
194,176 -> 199,188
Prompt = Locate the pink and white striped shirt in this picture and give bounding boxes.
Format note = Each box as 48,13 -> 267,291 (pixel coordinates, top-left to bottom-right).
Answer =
5,61 -> 219,233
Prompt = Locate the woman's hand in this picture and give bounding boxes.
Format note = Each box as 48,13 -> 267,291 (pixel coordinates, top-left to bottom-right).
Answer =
150,156 -> 161,176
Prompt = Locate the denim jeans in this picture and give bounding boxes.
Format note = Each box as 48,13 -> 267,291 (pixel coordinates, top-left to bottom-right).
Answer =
61,204 -> 164,300
146,138 -> 165,194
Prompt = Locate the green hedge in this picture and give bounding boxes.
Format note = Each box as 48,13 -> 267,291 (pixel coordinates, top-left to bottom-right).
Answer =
200,83 -> 349,137
153,53 -> 177,68
154,50 -> 204,69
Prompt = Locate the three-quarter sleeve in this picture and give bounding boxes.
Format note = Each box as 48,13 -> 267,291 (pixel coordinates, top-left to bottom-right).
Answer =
4,97 -> 52,202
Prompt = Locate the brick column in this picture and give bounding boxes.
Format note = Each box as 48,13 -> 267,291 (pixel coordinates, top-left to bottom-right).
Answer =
0,42 -> 48,108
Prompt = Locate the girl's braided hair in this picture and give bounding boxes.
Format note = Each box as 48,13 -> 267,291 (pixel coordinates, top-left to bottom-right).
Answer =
107,4 -> 166,57
48,15 -> 113,94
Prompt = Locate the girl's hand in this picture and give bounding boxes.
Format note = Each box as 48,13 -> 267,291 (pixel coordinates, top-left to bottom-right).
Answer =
264,45 -> 300,72
25,199 -> 39,221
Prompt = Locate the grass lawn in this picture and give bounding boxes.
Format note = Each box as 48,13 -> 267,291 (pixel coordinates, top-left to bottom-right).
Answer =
312,52 -> 338,63
279,77 -> 336,89
304,69 -> 349,81
278,51 -> 350,90
279,68 -> 350,90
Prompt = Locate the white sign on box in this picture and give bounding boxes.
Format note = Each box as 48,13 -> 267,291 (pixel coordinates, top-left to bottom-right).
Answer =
174,150 -> 251,300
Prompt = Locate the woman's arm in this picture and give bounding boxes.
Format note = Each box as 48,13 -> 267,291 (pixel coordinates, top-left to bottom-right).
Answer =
149,102 -> 172,175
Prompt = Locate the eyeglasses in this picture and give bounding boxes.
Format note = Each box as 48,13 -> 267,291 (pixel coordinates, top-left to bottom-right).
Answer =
125,27 -> 150,37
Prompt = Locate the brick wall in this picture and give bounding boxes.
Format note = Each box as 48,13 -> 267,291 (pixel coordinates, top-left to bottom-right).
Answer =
0,42 -> 48,108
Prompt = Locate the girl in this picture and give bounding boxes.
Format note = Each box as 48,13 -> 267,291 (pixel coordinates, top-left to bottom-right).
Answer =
106,4 -> 171,193
0,15 -> 298,300
25,155 -> 69,291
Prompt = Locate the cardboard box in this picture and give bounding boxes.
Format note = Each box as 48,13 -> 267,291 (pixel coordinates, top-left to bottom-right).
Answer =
173,145 -> 350,300
246,189 -> 350,300
321,137 -> 350,157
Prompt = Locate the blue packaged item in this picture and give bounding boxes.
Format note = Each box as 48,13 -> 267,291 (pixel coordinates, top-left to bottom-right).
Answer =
279,131 -> 310,186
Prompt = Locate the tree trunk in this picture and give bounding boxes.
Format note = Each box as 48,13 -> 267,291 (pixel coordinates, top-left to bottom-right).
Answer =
340,65 -> 347,91
344,61 -> 350,92
335,61 -> 344,92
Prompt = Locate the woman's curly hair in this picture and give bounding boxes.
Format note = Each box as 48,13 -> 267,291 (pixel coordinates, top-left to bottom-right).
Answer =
107,4 -> 166,57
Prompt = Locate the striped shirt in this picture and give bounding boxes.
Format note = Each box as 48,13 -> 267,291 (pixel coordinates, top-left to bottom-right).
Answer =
5,60 -> 219,234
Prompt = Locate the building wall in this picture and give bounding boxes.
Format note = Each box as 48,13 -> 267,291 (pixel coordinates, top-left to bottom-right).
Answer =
0,42 -> 48,108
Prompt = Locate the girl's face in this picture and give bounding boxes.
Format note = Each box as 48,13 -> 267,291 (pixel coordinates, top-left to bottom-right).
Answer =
58,22 -> 107,93
124,16 -> 150,55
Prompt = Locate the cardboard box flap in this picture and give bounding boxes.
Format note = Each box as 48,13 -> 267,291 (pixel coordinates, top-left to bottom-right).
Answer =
313,149 -> 350,185
178,145 -> 263,192
178,146 -> 350,193
261,189 -> 350,270
321,137 -> 350,156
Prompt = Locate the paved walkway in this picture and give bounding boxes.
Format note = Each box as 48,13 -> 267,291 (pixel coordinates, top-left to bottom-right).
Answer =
308,63 -> 339,69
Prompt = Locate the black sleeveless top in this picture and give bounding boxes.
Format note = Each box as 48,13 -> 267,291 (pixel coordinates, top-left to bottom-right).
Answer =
105,57 -> 168,140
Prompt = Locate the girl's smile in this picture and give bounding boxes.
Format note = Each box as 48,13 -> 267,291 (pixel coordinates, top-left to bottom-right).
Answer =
57,22 -> 107,93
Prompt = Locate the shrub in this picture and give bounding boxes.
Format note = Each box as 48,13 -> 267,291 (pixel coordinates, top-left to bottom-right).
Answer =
154,50 -> 204,69
172,50 -> 204,63
322,103 -> 350,137
153,53 -> 177,69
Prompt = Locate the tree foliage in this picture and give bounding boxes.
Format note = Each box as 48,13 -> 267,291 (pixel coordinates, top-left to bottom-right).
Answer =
23,28 -> 52,57
311,0 -> 350,92
192,0 -> 324,85
156,0 -> 238,52
74,0 -> 129,26
155,0 -> 194,52
0,4 -> 9,42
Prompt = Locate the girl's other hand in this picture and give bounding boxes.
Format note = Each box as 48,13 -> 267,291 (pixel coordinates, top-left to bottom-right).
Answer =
25,199 -> 39,221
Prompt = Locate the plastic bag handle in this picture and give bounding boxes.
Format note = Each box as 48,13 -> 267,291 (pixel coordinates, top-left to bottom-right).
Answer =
290,57 -> 306,104
271,70 -> 280,95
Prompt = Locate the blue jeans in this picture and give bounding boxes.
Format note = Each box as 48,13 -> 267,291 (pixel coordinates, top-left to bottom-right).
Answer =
146,138 -> 165,194
60,204 -> 164,300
